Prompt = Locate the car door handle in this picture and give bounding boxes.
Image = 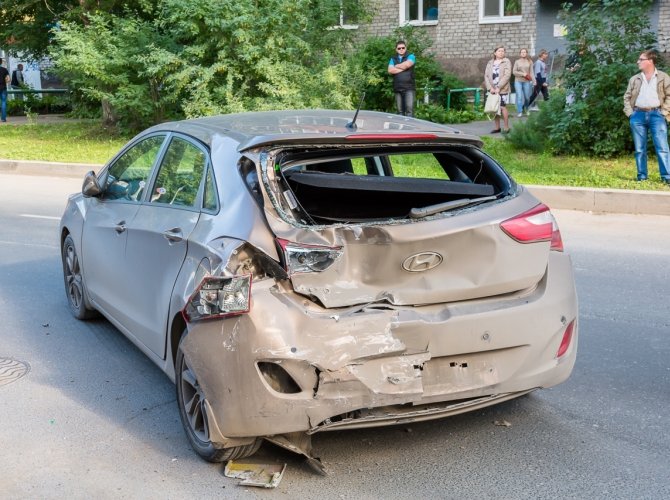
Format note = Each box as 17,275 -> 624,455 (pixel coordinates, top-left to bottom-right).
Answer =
114,221 -> 127,234
163,228 -> 184,243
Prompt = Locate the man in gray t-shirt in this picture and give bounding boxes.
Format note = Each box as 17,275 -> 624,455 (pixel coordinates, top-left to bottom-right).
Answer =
528,50 -> 550,110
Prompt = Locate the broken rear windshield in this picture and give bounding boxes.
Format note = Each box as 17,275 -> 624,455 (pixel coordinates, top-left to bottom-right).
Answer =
270,145 -> 514,225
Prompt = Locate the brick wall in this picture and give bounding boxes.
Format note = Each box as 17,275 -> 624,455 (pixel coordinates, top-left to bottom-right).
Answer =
360,0 -> 538,86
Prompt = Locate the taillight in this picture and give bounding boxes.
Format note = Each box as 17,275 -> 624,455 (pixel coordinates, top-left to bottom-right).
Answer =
276,238 -> 342,275
556,320 -> 575,358
500,204 -> 564,251
183,275 -> 251,322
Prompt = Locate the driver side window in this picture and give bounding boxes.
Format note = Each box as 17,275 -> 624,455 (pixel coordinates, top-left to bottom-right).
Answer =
101,135 -> 165,201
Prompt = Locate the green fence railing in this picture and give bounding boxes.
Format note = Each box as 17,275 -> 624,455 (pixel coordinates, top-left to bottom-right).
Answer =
446,87 -> 482,111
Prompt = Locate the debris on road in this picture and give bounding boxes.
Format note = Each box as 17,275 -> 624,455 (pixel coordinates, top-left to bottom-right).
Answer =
224,460 -> 286,488
493,420 -> 512,427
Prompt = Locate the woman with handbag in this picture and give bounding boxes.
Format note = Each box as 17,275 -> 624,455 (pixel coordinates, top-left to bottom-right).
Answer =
513,48 -> 535,117
484,45 -> 512,133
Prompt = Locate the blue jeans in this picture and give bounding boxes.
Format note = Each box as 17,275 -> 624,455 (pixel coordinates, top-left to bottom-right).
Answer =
514,80 -> 533,114
629,109 -> 670,181
395,90 -> 415,117
0,89 -> 6,121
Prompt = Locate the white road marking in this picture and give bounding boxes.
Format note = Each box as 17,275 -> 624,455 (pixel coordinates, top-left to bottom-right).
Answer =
0,240 -> 58,249
20,214 -> 60,220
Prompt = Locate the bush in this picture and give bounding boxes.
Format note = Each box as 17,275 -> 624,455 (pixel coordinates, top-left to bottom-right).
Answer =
539,0 -> 656,157
505,94 -> 563,152
7,93 -> 72,116
414,103 -> 485,124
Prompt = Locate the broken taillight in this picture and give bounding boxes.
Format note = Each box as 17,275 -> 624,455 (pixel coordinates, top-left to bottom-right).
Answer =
556,320 -> 575,358
500,204 -> 564,251
183,275 -> 251,322
276,238 -> 342,275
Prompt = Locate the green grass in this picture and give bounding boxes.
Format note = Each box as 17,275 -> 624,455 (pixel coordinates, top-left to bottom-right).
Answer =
1,120 -> 668,191
0,121 -> 129,164
482,138 -> 670,191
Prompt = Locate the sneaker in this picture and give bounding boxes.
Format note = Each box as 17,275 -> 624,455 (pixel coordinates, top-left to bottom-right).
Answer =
529,106 -> 540,112
517,113 -> 523,118
636,177 -> 648,182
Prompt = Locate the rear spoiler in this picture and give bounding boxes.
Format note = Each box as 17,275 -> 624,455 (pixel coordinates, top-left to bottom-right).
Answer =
238,132 -> 483,152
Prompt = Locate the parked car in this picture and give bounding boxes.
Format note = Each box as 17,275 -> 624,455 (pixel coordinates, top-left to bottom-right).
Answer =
60,110 -> 578,463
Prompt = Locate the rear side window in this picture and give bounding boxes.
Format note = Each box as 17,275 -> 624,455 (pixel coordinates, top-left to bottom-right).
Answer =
150,137 -> 207,208
203,167 -> 218,212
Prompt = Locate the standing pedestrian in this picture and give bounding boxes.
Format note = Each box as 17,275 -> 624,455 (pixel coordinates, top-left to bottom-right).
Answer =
528,49 -> 550,111
513,48 -> 535,117
11,63 -> 25,101
388,40 -> 416,117
623,49 -> 670,184
0,58 -> 10,123
484,45 -> 512,133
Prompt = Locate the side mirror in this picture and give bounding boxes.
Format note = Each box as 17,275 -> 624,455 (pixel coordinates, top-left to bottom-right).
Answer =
82,171 -> 102,197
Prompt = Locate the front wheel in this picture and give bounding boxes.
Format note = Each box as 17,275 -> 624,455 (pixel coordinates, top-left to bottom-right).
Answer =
61,234 -> 97,320
175,333 -> 261,462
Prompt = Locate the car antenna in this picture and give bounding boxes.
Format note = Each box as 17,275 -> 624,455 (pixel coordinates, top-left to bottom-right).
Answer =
346,92 -> 366,130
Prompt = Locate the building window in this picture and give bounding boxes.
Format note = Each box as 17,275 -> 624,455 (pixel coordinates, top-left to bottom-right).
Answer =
335,0 -> 360,29
479,0 -> 522,24
401,0 -> 439,25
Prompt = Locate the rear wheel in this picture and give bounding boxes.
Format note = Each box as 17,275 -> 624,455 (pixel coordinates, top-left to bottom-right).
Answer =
61,234 -> 97,320
175,333 -> 261,462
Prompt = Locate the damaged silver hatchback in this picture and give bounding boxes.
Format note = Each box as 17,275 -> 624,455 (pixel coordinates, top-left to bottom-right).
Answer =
60,110 -> 578,463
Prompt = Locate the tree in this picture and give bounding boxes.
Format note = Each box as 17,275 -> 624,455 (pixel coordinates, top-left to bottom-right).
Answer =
548,0 -> 657,157
0,1 -> 157,59
49,0 -> 373,130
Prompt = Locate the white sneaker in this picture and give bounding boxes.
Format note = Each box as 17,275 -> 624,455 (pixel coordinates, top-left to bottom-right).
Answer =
529,105 -> 540,112
517,113 -> 523,118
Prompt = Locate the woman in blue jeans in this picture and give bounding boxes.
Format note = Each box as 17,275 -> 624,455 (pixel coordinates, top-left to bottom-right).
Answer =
512,48 -> 535,117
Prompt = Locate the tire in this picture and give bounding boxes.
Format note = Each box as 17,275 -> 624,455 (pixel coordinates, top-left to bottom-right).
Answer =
61,234 -> 97,320
175,333 -> 261,462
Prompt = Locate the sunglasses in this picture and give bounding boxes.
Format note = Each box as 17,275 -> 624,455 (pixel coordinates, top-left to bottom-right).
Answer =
397,47 -> 406,50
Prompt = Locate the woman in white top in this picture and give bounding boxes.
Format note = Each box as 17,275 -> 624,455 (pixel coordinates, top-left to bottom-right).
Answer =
512,48 -> 535,117
484,46 -> 512,133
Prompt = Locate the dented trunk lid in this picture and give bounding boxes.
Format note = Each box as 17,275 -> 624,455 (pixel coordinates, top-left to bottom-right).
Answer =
256,146 -> 551,309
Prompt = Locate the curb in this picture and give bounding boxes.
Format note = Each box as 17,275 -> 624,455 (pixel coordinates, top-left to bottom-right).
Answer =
526,185 -> 670,217
2,159 -> 669,217
0,159 -> 96,178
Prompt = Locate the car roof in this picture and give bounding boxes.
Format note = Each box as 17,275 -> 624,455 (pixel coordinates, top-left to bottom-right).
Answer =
143,110 -> 483,151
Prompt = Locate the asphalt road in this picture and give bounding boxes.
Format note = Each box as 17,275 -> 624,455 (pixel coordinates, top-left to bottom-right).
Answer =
1,173 -> 669,499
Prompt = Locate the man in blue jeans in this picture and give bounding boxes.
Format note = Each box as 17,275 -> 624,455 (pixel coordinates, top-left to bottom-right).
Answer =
623,49 -> 670,184
0,58 -> 9,123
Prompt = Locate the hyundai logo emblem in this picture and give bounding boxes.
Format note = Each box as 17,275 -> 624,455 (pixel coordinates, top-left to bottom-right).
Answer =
402,252 -> 443,272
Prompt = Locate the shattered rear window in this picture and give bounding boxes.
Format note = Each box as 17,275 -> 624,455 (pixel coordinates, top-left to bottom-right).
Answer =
271,145 -> 513,225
